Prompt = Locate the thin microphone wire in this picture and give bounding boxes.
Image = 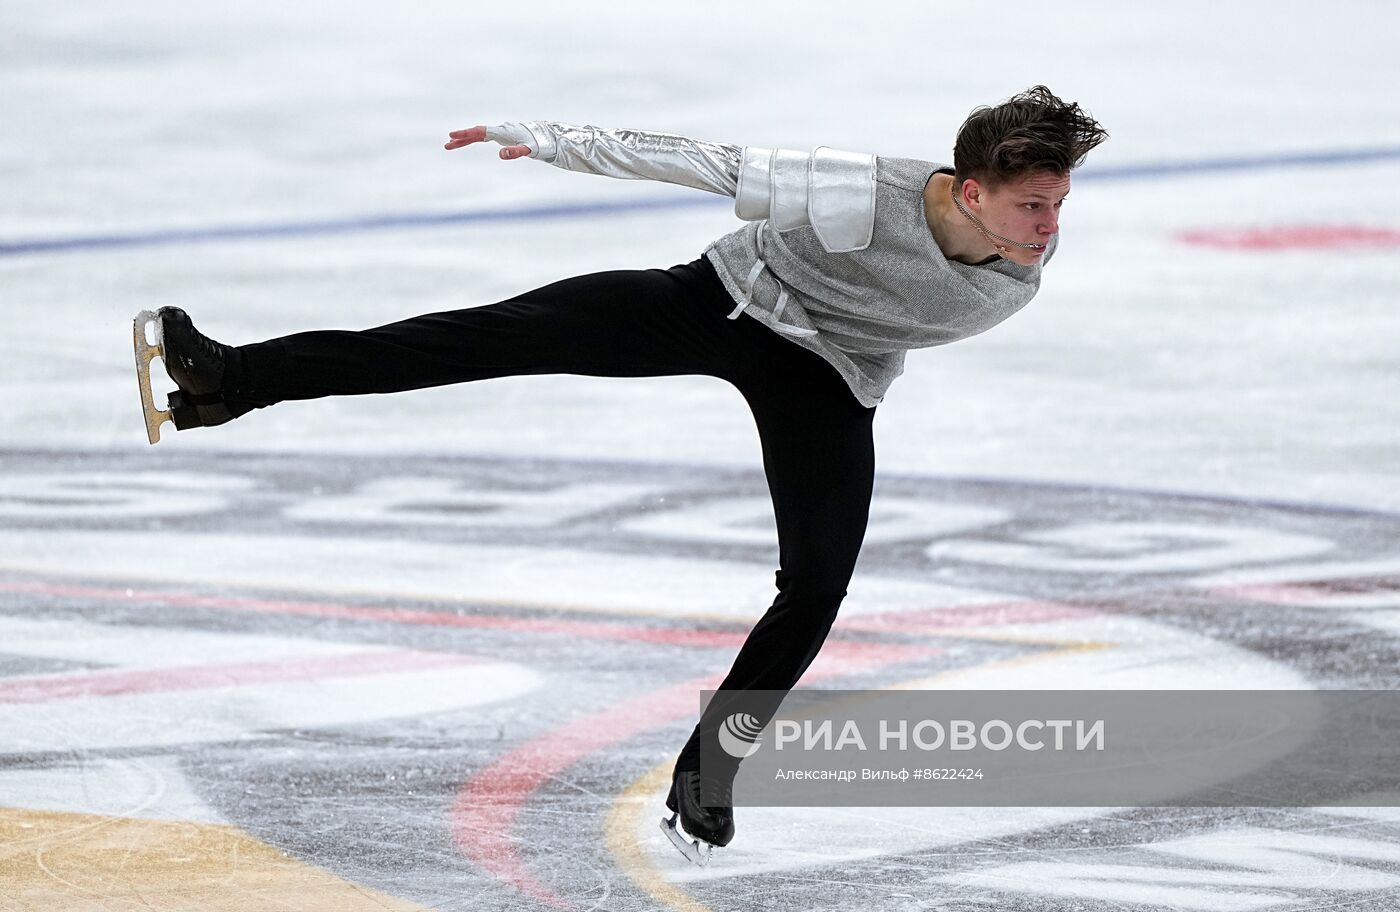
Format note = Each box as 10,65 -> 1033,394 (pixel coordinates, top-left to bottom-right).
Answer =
950,182 -> 1048,251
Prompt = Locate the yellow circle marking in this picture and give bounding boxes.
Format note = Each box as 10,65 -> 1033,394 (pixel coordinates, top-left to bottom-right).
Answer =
0,807 -> 433,912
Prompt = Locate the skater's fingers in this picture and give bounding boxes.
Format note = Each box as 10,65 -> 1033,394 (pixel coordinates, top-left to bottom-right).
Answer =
443,125 -> 489,150
498,144 -> 531,160
447,126 -> 488,141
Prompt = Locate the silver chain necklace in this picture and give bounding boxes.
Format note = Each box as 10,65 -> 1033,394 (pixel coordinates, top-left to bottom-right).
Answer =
950,181 -> 1046,251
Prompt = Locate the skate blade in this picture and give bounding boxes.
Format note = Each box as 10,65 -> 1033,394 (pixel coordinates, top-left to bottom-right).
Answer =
659,814 -> 712,867
132,310 -> 172,445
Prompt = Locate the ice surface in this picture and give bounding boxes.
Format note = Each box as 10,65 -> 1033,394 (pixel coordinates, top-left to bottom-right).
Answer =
3,2 -> 1400,910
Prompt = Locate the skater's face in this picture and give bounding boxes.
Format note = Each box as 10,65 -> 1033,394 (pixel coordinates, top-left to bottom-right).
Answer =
960,170 -> 1070,266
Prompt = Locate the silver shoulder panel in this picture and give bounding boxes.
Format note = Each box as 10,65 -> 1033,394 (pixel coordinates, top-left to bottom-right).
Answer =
734,145 -> 876,253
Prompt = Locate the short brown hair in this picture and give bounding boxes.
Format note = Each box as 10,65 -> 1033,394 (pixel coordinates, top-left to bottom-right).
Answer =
953,85 -> 1107,188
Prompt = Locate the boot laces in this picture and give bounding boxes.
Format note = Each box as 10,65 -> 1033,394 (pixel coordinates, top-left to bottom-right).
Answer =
193,326 -> 225,369
685,771 -> 732,809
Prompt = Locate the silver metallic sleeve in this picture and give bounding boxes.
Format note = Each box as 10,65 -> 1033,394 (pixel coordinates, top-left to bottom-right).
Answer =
490,121 -> 742,197
483,122 -> 876,253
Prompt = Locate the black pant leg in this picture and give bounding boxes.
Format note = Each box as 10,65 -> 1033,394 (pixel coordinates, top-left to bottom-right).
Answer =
675,334 -> 877,774
228,258 -> 740,404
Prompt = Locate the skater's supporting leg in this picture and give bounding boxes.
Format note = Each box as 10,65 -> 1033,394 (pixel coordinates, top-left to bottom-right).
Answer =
673,336 -> 877,775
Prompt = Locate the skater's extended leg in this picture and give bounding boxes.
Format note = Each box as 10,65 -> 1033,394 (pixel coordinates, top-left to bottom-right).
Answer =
232,258 -> 741,404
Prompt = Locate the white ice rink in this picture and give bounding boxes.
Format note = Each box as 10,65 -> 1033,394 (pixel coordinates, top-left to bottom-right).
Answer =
3,2 -> 1400,910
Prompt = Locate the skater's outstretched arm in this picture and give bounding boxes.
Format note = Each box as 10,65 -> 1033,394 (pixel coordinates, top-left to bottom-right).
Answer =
445,120 -> 878,252
445,122 -> 742,196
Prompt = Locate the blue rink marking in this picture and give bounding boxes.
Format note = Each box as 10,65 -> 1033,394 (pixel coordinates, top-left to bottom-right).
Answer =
4,145 -> 1399,257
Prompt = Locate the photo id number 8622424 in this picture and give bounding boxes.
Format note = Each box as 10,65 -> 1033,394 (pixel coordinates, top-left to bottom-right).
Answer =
914,768 -> 984,781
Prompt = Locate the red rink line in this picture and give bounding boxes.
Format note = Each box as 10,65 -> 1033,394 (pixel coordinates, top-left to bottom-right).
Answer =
0,579 -> 754,650
1211,582 -> 1344,604
1208,576 -> 1400,605
452,675 -> 720,908
450,642 -> 943,909
844,599 -> 1094,632
1178,224 -> 1400,250
0,649 -> 474,704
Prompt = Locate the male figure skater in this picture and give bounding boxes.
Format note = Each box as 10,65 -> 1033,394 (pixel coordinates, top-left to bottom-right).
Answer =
133,85 -> 1106,864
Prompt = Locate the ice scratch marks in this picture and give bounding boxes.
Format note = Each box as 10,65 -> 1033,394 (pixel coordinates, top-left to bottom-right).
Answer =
935,825 -> 1400,911
0,756 -> 222,824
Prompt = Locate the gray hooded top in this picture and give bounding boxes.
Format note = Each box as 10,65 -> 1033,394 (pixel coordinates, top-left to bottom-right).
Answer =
485,121 -> 1058,407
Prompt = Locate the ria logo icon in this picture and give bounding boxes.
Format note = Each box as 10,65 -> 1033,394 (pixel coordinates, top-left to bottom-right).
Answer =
719,712 -> 765,759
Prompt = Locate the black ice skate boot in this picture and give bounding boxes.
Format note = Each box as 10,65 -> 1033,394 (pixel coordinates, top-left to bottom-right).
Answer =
660,769 -> 735,866
132,307 -> 255,444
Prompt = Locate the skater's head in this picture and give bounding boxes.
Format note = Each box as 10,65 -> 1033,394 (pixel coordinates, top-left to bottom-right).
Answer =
947,86 -> 1107,266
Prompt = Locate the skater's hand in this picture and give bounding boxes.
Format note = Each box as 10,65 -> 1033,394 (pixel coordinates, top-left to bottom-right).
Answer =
444,125 -> 533,160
